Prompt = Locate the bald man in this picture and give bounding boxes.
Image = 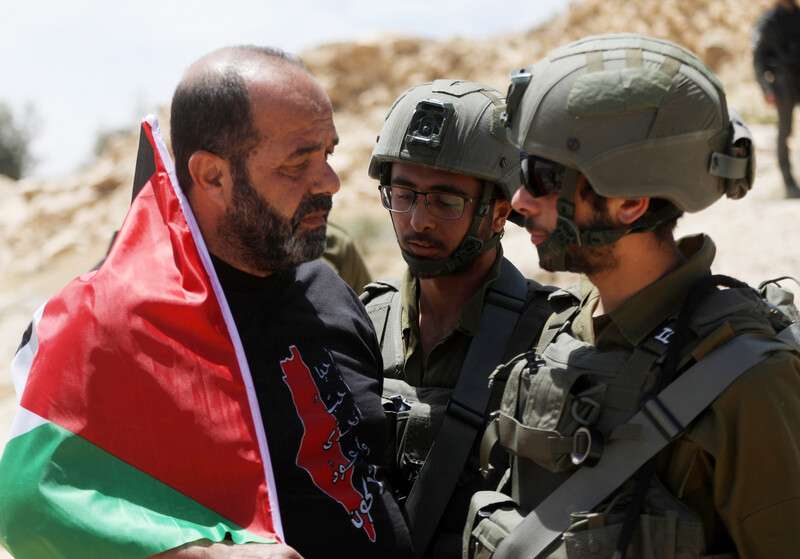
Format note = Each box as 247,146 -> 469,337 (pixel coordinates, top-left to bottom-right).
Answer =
158,46 -> 412,559
0,46 -> 411,559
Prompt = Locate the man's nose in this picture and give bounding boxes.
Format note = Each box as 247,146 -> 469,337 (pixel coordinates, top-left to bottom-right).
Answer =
409,195 -> 436,231
310,161 -> 340,196
511,185 -> 534,215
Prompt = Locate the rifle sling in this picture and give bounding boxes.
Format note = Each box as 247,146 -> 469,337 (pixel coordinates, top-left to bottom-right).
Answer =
405,258 -> 528,555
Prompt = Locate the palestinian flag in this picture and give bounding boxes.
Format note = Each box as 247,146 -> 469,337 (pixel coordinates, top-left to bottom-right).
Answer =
0,116 -> 283,558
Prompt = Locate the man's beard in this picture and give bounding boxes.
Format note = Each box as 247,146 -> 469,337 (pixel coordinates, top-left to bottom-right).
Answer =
562,242 -> 618,276
406,214 -> 493,280
408,247 -> 482,280
538,214 -> 619,276
217,172 -> 331,274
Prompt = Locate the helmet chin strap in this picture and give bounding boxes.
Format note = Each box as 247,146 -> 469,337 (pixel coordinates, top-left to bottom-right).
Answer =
536,169 -> 683,272
399,182 -> 501,277
401,230 -> 504,277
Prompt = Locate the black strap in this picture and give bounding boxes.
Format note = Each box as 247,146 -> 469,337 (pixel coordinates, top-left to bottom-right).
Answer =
405,258 -> 528,556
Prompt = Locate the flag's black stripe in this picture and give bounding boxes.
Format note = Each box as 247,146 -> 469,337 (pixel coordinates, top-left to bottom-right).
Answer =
131,124 -> 157,203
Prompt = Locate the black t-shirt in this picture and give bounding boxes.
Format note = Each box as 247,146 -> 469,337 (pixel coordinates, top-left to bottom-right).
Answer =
215,257 -> 413,558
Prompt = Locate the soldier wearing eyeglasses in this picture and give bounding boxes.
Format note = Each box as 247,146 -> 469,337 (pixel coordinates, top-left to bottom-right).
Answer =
359,80 -> 555,559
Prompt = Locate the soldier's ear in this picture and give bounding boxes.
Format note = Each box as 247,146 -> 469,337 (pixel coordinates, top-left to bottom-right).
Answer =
188,151 -> 233,208
492,198 -> 512,233
613,197 -> 649,226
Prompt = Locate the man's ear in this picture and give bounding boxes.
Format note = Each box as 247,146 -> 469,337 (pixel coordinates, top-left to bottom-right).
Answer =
492,198 -> 512,233
614,197 -> 650,226
187,151 -> 233,208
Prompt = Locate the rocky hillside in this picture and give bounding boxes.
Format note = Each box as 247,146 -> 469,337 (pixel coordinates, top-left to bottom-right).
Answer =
0,0 -> 794,390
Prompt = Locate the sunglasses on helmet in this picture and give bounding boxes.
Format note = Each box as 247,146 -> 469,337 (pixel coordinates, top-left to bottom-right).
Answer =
519,153 -> 566,197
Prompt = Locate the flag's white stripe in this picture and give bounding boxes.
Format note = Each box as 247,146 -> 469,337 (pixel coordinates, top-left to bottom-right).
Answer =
5,303 -> 48,442
11,303 -> 45,402
8,406 -> 49,440
147,115 -> 285,542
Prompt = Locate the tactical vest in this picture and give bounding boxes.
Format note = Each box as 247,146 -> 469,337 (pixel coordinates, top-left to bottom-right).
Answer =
466,280 -> 799,559
361,259 -> 554,557
361,265 -> 554,489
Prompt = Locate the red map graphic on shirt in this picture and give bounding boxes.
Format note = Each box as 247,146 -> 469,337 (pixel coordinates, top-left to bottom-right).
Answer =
280,345 -> 376,541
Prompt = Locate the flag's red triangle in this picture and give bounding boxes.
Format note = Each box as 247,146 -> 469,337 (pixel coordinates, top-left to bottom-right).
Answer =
20,117 -> 280,540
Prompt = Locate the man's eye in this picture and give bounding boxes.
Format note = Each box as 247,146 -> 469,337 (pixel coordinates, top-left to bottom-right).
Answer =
282,162 -> 308,175
430,194 -> 462,209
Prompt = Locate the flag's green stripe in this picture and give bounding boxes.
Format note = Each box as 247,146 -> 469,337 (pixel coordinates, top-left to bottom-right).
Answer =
0,421 -> 275,559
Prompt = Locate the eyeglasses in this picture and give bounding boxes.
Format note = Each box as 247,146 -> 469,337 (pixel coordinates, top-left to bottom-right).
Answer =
520,153 -> 566,197
378,185 -> 480,220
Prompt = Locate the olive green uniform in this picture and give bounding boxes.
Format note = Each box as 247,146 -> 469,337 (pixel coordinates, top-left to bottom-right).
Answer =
560,234 -> 800,557
362,250 -> 552,557
398,250 -> 546,389
476,32 -> 788,559
320,220 -> 372,293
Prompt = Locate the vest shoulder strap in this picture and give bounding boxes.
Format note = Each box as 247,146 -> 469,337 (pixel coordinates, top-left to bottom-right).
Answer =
535,283 -> 582,352
361,278 -> 403,378
405,258 -> 531,553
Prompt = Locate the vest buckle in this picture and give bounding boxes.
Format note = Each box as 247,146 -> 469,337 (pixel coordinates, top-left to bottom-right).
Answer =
571,426 -> 604,467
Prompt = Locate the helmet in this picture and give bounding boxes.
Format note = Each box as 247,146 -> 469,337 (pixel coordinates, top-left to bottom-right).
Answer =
369,79 -> 520,202
502,33 -> 755,270
369,80 -> 522,276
